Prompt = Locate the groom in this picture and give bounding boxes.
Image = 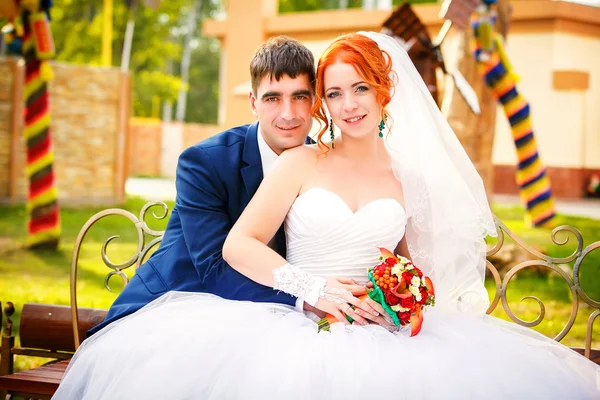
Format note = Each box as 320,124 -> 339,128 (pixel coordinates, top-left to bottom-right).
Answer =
88,36 -> 317,335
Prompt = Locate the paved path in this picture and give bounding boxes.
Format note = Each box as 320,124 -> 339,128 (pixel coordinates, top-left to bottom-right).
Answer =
126,177 -> 177,201
126,178 -> 600,220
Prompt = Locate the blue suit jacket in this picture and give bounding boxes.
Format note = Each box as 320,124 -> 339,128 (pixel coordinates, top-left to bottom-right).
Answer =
88,122 -> 297,335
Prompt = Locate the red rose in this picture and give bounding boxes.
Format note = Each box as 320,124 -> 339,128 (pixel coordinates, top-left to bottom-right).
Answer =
414,266 -> 423,278
419,288 -> 428,304
398,311 -> 411,325
402,271 -> 414,285
385,257 -> 396,267
373,263 -> 386,276
400,296 -> 415,311
384,290 -> 400,306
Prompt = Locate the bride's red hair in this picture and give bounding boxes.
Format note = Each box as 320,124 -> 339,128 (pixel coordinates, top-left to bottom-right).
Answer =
311,33 -> 393,151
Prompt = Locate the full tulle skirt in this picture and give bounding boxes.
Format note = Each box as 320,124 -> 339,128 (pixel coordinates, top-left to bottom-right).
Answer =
53,292 -> 600,400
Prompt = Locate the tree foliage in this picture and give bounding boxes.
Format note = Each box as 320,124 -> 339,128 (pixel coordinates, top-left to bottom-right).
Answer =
47,0 -> 221,123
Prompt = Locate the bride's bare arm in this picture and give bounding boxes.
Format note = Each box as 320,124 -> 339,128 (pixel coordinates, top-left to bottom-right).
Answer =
223,146 -> 311,286
223,146 -> 379,323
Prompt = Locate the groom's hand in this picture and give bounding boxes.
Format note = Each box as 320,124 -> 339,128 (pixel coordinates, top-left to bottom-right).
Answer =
335,278 -> 368,296
353,297 -> 395,328
303,302 -> 326,318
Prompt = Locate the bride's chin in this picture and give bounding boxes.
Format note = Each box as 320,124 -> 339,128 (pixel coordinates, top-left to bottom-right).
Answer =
339,132 -> 379,141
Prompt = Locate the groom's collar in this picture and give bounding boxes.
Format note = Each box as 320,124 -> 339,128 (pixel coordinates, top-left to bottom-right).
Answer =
256,125 -> 278,175
243,121 -> 314,165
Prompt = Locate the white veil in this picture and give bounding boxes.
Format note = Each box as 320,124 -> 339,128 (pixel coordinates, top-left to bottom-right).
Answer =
358,31 -> 497,314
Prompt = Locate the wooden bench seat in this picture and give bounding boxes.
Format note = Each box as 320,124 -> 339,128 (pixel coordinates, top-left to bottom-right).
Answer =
0,302 -> 107,399
0,359 -> 70,399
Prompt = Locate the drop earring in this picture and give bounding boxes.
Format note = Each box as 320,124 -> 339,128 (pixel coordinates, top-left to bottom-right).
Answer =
329,118 -> 335,149
378,114 -> 388,138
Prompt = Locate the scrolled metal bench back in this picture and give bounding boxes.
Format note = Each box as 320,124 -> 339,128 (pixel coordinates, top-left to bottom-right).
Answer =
70,202 -> 599,357
485,216 -> 599,359
70,201 -> 169,347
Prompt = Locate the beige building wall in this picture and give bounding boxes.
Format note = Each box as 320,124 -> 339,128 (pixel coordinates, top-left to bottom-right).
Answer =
492,32 -> 599,169
553,33 -> 599,169
205,0 -> 600,198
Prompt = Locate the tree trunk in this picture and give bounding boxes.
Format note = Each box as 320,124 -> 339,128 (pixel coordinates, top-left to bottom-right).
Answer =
441,28 -> 497,200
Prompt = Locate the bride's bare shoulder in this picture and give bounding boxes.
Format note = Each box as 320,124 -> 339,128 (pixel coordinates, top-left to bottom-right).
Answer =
278,143 -> 322,166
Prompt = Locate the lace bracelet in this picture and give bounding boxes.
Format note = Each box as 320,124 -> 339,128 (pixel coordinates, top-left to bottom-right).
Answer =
272,263 -> 325,307
272,264 -> 351,307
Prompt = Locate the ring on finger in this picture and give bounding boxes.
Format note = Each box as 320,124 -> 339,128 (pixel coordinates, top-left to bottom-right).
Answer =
343,304 -> 352,314
366,300 -> 380,315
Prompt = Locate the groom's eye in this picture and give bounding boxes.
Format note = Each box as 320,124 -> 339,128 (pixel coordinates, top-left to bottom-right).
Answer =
264,97 -> 279,102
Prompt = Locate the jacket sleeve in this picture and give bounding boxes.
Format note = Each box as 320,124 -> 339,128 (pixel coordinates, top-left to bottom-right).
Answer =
174,145 -> 297,306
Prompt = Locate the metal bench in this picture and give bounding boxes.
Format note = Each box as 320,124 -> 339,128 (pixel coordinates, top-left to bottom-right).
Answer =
0,202 -> 166,400
1,201 -> 598,399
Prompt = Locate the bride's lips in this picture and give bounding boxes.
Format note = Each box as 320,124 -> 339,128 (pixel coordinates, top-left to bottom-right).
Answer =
343,115 -> 366,125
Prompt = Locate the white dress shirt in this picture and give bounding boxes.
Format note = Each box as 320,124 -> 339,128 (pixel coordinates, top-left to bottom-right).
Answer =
257,126 -> 305,312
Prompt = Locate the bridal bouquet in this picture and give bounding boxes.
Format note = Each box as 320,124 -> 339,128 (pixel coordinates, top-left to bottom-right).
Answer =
318,248 -> 435,337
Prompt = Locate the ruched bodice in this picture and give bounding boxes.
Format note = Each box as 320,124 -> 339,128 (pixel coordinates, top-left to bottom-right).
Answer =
285,188 -> 406,285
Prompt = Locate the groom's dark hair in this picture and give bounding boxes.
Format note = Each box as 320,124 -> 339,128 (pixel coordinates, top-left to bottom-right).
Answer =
250,36 -> 316,95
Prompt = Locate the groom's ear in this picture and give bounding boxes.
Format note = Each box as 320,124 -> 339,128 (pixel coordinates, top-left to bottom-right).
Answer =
249,91 -> 258,117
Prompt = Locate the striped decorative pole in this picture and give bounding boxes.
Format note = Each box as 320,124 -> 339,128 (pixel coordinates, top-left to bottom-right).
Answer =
21,5 -> 61,248
472,4 -> 556,228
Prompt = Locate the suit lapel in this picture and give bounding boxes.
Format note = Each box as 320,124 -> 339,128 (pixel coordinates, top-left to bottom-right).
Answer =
240,122 -> 287,258
241,121 -> 263,199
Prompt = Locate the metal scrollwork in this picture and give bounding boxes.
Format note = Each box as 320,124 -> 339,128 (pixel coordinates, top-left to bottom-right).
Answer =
486,214 -> 599,359
69,204 -> 598,358
71,201 -> 169,347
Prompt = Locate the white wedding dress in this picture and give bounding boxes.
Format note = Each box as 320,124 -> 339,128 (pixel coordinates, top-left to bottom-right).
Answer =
54,188 -> 600,399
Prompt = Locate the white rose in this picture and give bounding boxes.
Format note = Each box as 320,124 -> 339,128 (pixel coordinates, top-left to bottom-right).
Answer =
405,263 -> 414,270
421,277 -> 427,286
391,266 -> 400,276
411,276 -> 421,286
410,285 -> 420,296
399,306 -> 410,312
398,256 -> 410,265
415,292 -> 422,302
391,305 -> 401,312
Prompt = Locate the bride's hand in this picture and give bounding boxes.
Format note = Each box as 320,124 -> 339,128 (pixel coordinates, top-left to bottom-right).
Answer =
314,278 -> 379,325
358,297 -> 395,328
340,280 -> 394,327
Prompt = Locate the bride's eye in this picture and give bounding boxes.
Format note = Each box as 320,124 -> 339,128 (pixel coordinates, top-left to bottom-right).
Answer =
326,91 -> 341,99
355,85 -> 369,93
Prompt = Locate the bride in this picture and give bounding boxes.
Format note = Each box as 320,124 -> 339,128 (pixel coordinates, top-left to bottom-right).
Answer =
53,32 -> 599,399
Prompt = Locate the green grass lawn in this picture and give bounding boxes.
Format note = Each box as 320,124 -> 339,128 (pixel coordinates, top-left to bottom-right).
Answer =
0,198 -> 598,372
0,197 -> 173,371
